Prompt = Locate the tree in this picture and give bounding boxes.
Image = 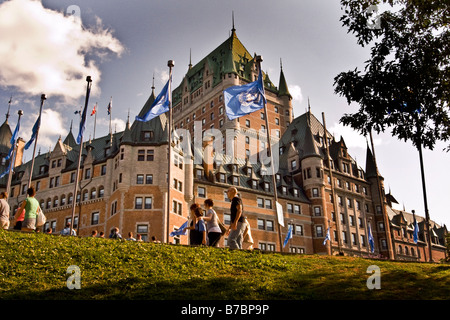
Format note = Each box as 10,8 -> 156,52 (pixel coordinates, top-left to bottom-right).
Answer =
334,0 -> 449,151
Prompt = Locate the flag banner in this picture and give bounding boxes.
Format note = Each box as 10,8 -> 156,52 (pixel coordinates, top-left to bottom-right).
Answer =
283,225 -> 293,248
91,103 -> 97,116
5,117 -> 21,160
368,223 -> 375,253
169,220 -> 189,237
136,78 -> 171,122
107,100 -> 112,115
276,201 -> 284,227
0,162 -> 11,179
77,100 -> 89,145
24,114 -> 41,150
323,227 -> 331,245
413,214 -> 419,244
224,68 -> 266,120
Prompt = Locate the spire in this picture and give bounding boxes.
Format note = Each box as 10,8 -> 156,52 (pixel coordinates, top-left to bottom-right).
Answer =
6,96 -> 11,123
301,117 -> 320,160
151,74 -> 156,98
278,58 -> 292,99
188,49 -> 192,70
231,11 -> 236,34
365,142 -> 381,178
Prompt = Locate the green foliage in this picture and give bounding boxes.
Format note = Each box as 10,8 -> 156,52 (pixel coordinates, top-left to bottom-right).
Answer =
335,0 -> 450,151
1,230 -> 449,300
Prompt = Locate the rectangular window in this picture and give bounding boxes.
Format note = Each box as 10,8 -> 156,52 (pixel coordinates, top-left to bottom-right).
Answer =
135,197 -> 143,209
147,150 -> 154,161
258,219 -> 265,230
138,150 -> 145,161
91,212 -> 99,225
85,168 -> 91,179
137,174 -> 144,184
145,197 -> 152,209
146,174 -> 153,184
287,203 -> 293,213
197,186 -> 206,198
257,198 -> 264,208
314,206 -> 321,216
266,220 -> 274,232
312,188 -> 319,197
316,226 -> 323,237
137,225 -> 148,242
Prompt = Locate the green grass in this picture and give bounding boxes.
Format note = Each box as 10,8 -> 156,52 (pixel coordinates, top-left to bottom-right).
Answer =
1,229 -> 449,300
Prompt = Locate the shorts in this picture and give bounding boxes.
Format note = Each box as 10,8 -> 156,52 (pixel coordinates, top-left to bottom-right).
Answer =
22,218 -> 36,230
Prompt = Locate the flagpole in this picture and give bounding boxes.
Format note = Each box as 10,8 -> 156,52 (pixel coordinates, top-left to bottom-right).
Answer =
27,94 -> 46,189
369,130 -> 395,260
70,76 -> 92,236
417,142 -> 433,262
256,56 -> 284,252
166,60 -> 174,244
5,110 -> 23,196
322,112 -> 341,255
93,103 -> 97,140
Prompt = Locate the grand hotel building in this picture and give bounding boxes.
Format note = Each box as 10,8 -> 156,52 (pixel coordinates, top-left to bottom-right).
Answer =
0,27 -> 447,262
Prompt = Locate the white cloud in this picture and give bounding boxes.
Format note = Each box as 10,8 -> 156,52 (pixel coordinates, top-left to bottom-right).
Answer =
21,108 -> 67,152
0,0 -> 125,102
289,84 -> 303,104
154,68 -> 169,84
328,122 -> 382,149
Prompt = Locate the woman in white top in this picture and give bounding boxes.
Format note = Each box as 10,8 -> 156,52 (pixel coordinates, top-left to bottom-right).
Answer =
203,199 -> 222,247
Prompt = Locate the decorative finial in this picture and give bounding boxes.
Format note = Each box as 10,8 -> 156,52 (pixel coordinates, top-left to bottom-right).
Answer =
6,96 -> 12,122
189,48 -> 192,69
231,11 -> 236,33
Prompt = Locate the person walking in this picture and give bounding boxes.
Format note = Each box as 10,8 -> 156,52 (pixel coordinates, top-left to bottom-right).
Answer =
227,187 -> 246,249
203,199 -> 222,247
0,192 -> 10,230
186,205 -> 206,246
242,218 -> 254,250
17,187 -> 40,232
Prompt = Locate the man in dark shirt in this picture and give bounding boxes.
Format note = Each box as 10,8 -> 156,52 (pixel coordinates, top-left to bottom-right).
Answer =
227,187 -> 246,249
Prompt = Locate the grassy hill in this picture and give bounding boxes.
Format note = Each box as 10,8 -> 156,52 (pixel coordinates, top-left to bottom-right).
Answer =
1,229 -> 449,300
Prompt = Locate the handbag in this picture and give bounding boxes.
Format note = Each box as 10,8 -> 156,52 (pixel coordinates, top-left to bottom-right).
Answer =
218,219 -> 227,236
36,207 -> 47,227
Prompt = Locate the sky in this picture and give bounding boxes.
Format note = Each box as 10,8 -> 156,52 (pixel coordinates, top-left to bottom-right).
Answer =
0,0 -> 448,227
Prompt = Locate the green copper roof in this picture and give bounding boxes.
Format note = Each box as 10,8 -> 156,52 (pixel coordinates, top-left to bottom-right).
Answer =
278,67 -> 291,99
173,30 -> 279,106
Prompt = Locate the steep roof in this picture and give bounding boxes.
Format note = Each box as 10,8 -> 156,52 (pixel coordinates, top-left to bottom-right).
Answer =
0,118 -> 12,155
172,29 -> 279,106
129,87 -> 169,145
278,66 -> 292,99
